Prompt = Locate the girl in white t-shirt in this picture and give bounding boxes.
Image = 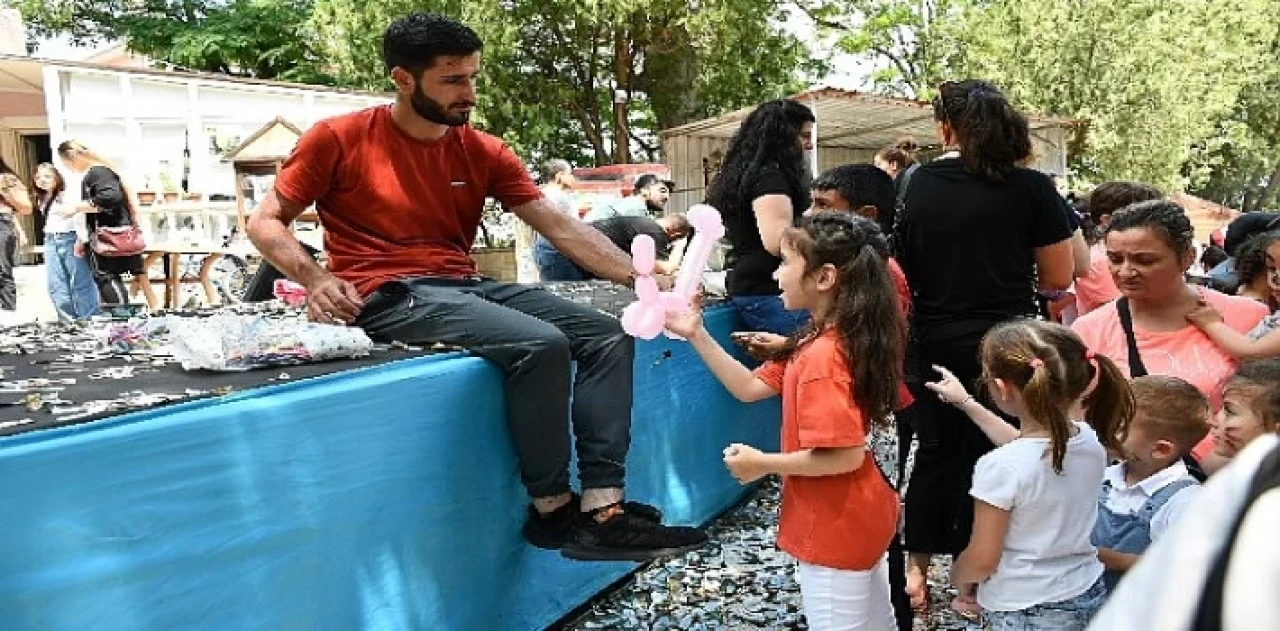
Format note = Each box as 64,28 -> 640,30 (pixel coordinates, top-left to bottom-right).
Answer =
926,319 -> 1134,630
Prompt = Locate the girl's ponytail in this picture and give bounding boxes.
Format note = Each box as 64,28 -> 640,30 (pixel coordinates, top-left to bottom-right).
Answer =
1020,355 -> 1072,473
1081,353 -> 1134,456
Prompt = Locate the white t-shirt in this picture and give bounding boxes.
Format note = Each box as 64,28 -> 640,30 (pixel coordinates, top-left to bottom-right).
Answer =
1100,460 -> 1200,544
1089,434 -> 1280,631
970,422 -> 1107,612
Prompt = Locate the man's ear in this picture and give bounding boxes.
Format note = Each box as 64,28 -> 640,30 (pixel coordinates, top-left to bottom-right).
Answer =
390,67 -> 415,94
855,205 -> 879,222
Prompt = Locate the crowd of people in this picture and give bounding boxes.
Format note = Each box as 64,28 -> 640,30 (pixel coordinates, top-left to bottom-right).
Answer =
0,140 -> 156,323
3,9 -> 1276,630
244,12 -> 1275,631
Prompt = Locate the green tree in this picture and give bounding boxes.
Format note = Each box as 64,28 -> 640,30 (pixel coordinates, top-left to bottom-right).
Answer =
950,0 -> 1276,191
1187,20 -> 1280,211
312,0 -> 816,168
19,0 -> 332,83
795,0 -> 969,99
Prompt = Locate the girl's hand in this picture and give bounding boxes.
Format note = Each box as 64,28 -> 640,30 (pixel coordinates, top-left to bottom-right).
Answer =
926,365 -> 972,405
1186,301 -> 1224,328
73,241 -> 86,258
664,306 -> 705,339
723,443 -> 770,484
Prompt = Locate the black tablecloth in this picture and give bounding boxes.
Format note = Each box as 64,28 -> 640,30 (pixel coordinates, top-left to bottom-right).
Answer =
1,281 -> 699,439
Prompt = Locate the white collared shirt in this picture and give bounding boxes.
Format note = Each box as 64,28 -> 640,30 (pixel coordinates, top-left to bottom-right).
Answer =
1101,460 -> 1200,543
1089,434 -> 1280,631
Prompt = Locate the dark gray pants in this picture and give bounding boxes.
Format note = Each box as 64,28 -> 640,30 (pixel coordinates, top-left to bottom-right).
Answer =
355,277 -> 635,498
0,216 -> 16,311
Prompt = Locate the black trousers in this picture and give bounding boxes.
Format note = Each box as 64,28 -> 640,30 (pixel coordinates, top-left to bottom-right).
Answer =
903,339 -> 998,556
0,216 -> 16,311
355,277 -> 635,498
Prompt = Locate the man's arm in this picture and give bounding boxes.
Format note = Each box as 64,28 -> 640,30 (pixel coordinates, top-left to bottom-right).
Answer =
247,190 -> 362,323
515,198 -> 633,284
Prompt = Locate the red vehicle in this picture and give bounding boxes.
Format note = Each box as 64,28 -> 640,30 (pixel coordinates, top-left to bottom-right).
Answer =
569,163 -> 673,218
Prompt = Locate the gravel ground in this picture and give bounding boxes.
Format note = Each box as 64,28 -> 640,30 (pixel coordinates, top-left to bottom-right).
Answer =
561,479 -> 978,631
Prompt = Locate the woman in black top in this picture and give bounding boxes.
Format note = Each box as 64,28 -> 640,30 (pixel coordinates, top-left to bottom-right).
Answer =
893,80 -> 1076,614
707,100 -> 815,335
57,140 -> 153,307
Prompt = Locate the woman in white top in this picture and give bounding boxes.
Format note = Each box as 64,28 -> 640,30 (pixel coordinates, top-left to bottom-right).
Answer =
32,163 -> 99,320
926,319 -> 1134,630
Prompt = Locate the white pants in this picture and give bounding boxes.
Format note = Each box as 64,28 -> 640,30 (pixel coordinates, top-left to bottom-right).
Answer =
797,555 -> 896,631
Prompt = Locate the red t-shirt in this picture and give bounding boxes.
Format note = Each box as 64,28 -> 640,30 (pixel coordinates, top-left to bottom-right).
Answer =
888,258 -> 914,410
754,332 -> 900,571
274,106 -> 544,297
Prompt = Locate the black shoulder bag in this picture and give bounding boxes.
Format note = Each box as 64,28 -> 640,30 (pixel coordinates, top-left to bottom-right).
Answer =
1117,297 -> 1208,481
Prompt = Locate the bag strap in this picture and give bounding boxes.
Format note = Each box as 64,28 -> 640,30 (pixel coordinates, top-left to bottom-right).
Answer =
1191,443 -> 1280,630
1116,298 -> 1149,377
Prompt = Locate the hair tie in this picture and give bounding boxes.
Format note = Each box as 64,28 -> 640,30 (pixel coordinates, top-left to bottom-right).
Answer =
1084,349 -> 1096,360
1029,358 -> 1044,369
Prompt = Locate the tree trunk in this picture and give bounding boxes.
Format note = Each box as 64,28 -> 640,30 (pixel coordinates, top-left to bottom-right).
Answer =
1257,163 -> 1280,212
637,20 -> 701,133
611,27 -> 633,164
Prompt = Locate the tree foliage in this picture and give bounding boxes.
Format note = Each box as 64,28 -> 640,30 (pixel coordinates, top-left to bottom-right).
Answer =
21,0 -> 815,169
796,0 -> 967,99
19,0 -> 332,83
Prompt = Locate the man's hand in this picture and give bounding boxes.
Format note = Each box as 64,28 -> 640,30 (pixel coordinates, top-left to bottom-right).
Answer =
73,241 -> 86,258
305,273 -> 364,325
731,331 -> 787,360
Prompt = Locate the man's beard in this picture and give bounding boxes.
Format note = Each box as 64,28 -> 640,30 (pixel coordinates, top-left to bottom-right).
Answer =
410,85 -> 473,126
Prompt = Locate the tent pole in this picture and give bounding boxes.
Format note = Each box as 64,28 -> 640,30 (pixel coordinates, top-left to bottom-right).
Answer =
810,94 -> 820,175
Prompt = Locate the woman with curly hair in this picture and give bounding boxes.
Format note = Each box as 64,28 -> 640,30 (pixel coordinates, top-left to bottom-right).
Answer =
708,99 -> 815,335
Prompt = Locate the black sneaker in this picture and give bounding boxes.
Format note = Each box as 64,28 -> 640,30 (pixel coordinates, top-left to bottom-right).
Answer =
522,498 -> 577,550
560,503 -> 708,562
522,495 -> 664,550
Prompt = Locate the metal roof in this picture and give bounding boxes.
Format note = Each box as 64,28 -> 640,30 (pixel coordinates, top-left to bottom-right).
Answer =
661,87 -> 1080,151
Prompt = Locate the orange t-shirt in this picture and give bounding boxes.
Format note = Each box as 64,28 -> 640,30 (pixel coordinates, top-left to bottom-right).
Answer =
754,332 -> 900,571
1075,243 -> 1120,315
1072,288 -> 1268,459
274,106 -> 544,297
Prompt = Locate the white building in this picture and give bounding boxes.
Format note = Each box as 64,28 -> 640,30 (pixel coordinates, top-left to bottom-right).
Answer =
0,49 -> 390,254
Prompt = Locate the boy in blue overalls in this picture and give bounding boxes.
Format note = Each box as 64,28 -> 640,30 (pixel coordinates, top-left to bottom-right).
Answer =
1093,375 -> 1210,591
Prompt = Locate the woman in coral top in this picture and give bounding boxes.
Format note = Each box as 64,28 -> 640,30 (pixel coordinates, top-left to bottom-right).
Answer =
668,212 -> 903,630
1072,200 -> 1268,473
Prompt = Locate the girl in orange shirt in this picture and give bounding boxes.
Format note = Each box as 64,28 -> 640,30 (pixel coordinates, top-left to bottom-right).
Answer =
667,211 -> 905,630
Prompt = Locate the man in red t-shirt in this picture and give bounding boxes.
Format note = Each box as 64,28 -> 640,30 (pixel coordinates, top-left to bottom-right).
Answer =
247,12 -> 704,562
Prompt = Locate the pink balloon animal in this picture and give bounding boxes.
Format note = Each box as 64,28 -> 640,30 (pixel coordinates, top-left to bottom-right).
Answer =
620,204 -> 726,340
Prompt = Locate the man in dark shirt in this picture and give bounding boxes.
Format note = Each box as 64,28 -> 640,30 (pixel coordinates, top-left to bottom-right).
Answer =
537,214 -> 691,281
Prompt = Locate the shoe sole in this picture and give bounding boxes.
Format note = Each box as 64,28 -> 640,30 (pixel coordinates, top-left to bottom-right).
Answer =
559,540 -> 705,562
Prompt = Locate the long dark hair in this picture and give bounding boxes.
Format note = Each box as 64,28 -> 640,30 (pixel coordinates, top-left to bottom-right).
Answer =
32,163 -> 65,211
706,99 -> 814,219
771,212 -> 904,427
933,80 -> 1031,183
980,319 -> 1134,473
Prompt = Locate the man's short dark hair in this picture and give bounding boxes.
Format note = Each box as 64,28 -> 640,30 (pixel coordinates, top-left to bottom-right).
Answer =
634,174 -> 675,193
383,13 -> 484,75
811,164 -> 896,235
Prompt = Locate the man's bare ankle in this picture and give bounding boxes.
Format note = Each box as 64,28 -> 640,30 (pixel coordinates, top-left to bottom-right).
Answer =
581,487 -> 623,512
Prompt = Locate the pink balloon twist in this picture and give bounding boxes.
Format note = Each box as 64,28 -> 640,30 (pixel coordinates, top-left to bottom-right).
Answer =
620,204 -> 725,340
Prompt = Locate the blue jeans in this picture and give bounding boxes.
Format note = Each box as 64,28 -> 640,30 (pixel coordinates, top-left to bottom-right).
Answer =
44,232 -> 100,320
985,578 -> 1107,631
729,294 -> 810,336
534,238 -> 588,282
